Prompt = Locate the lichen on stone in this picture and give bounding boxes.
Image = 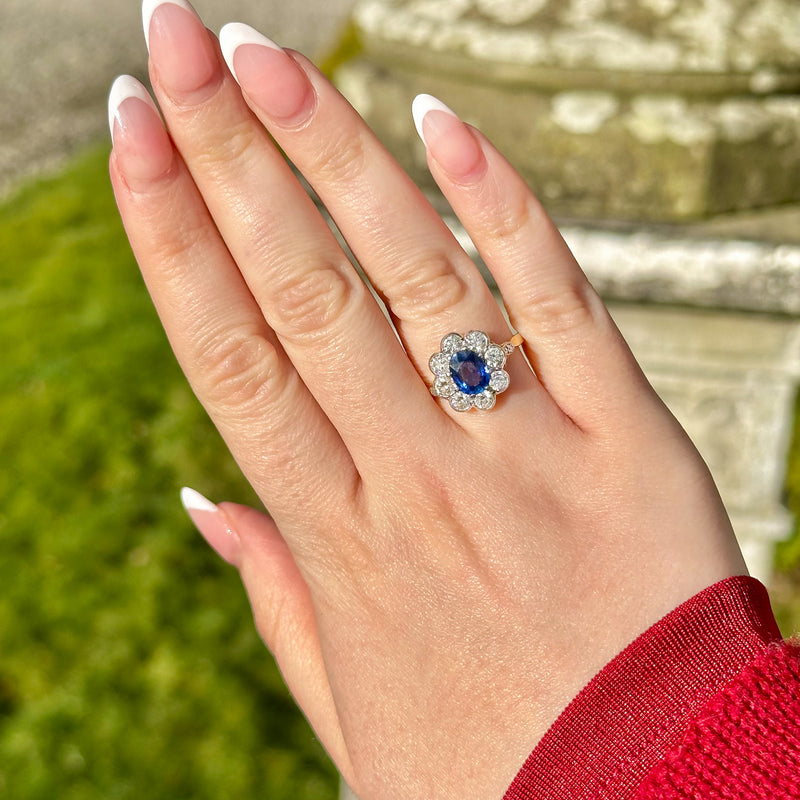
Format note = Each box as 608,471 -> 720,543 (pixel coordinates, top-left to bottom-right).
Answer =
467,27 -> 548,64
625,96 -> 715,145
407,0 -> 471,22
717,99 -> 775,143
551,23 -> 682,71
475,0 -> 549,25
354,0 -> 800,74
551,92 -> 619,134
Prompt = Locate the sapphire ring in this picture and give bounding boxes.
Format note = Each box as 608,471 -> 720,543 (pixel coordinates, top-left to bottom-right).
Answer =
428,330 -> 524,411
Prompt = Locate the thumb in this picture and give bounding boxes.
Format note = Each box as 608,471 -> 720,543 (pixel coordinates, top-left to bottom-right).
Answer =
180,486 -> 243,566
179,488 -> 353,782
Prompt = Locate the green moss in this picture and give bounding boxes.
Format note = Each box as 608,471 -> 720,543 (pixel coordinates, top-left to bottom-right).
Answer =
777,390 -> 800,571
0,146 -> 337,799
773,389 -> 800,636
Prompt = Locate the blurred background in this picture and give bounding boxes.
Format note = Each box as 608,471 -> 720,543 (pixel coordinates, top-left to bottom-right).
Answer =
1,1 -> 799,798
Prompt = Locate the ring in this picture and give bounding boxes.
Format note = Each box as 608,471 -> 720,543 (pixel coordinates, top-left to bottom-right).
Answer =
428,330 -> 524,411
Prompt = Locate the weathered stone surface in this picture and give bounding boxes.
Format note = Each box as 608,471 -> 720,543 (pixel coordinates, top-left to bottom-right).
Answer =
559,226 -> 800,314
336,57 -> 800,220
609,303 -> 800,582
354,0 -> 800,91
339,0 -> 800,220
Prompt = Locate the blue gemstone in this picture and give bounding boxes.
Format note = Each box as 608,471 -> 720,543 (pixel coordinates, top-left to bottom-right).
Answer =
450,350 -> 491,395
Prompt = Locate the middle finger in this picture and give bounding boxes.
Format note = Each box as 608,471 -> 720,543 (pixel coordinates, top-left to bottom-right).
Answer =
219,24 -> 544,409
144,0 -> 441,458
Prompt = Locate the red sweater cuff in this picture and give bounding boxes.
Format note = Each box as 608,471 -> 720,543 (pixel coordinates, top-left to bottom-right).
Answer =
503,576 -> 783,800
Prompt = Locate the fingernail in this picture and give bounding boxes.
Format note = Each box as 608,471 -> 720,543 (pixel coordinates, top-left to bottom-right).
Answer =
219,22 -> 282,82
108,75 -> 174,183
411,93 -> 485,178
412,93 -> 457,147
180,487 -> 242,567
143,0 -> 217,96
142,0 -> 197,52
219,22 -> 315,123
108,75 -> 159,143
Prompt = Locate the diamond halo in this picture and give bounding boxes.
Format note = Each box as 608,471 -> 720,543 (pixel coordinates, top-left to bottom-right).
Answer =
428,330 -> 522,412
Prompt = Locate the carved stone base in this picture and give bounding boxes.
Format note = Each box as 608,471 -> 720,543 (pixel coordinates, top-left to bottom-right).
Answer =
336,57 -> 800,221
609,303 -> 799,581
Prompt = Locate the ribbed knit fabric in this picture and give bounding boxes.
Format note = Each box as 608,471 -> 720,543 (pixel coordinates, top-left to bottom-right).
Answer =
636,640 -> 800,799
503,576 -> 796,800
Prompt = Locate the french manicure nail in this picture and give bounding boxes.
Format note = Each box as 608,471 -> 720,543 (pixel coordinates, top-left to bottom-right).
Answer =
107,74 -> 160,144
219,22 -> 283,83
218,22 -> 314,123
180,486 -> 218,514
180,487 -> 242,566
411,93 -> 485,177
142,0 -> 198,51
412,93 -> 457,147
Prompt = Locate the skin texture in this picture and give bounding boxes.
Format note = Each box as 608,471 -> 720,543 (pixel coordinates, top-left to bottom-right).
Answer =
109,5 -> 748,799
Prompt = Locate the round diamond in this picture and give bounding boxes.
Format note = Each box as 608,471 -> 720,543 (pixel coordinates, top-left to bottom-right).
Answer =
450,350 -> 491,395
473,390 -> 496,410
484,344 -> 506,370
489,369 -> 510,393
440,333 -> 464,354
433,375 -> 456,397
449,392 -> 473,412
429,352 -> 450,375
464,330 -> 489,354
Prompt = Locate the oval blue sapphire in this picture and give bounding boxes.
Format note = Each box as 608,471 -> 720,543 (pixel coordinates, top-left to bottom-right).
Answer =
450,350 -> 491,395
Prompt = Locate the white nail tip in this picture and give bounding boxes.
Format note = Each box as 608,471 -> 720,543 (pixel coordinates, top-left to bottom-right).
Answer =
180,486 -> 219,514
411,93 -> 457,147
108,75 -> 157,142
142,0 -> 197,51
219,22 -> 283,82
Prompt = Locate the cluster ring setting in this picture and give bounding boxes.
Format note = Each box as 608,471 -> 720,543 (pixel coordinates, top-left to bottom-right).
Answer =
428,330 -> 523,412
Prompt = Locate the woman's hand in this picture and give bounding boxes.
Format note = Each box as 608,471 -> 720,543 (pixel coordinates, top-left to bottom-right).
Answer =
109,2 -> 747,797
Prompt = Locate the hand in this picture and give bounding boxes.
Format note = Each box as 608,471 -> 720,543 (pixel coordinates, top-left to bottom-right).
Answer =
109,3 -> 747,798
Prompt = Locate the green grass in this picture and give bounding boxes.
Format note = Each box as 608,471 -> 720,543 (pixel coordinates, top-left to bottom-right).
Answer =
0,146 -> 337,799
2,139 -> 800,799
773,390 -> 800,636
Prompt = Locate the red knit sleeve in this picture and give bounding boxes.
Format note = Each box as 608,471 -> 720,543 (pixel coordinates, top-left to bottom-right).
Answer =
503,576 -> 798,800
635,639 -> 800,799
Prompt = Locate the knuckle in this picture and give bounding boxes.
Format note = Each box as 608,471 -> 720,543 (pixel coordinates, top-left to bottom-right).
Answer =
151,215 -> 213,280
530,281 -> 600,338
485,193 -> 555,255
194,329 -> 286,412
390,253 -> 469,322
192,119 -> 260,174
271,261 -> 365,341
487,191 -> 535,243
307,126 -> 368,186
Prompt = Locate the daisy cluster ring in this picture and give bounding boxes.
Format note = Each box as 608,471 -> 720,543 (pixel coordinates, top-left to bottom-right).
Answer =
428,331 -> 511,412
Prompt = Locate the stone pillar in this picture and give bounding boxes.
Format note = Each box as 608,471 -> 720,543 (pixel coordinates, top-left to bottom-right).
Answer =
338,0 -> 800,221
